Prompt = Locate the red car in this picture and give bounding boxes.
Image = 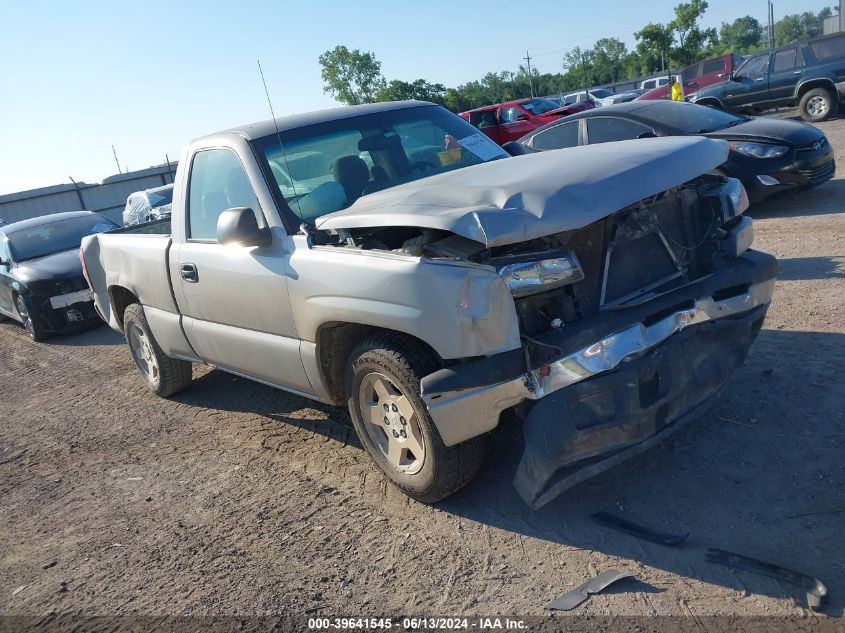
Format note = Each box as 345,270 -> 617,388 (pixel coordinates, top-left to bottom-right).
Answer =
639,53 -> 746,101
459,97 -> 594,145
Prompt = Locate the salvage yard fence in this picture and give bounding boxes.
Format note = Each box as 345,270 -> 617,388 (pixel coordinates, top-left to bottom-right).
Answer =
0,162 -> 177,227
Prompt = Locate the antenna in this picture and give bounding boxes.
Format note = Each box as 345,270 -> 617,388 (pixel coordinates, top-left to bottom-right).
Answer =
257,59 -> 301,215
111,145 -> 122,174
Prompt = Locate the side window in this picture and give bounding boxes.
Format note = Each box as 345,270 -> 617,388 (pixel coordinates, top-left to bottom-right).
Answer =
188,149 -> 258,241
586,118 -> 652,144
809,34 -> 845,60
470,110 -> 497,129
772,48 -> 798,72
735,54 -> 770,80
499,107 -> 525,124
702,58 -> 725,75
530,121 -> 579,150
681,63 -> 701,82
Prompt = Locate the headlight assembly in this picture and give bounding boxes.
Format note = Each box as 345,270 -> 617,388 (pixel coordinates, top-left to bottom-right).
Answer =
496,251 -> 584,297
729,142 -> 789,159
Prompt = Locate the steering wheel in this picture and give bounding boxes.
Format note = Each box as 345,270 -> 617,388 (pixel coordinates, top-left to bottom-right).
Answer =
410,160 -> 437,173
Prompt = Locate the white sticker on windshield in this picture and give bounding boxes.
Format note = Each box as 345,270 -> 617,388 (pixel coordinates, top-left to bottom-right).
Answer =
458,133 -> 504,161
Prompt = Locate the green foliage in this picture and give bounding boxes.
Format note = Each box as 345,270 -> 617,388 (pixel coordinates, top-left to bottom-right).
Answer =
718,16 -> 763,53
375,79 -> 447,104
318,7 -> 836,113
318,45 -> 385,105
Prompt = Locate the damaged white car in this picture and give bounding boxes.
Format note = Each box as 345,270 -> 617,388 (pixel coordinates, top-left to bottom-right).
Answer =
81,101 -> 777,508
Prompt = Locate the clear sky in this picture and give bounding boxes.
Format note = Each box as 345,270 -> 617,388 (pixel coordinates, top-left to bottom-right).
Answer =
0,0 -> 832,194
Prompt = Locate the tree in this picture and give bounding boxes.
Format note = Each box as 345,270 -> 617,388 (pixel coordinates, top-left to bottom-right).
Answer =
635,23 -> 675,73
669,0 -> 717,66
375,79 -> 446,104
775,15 -> 803,46
718,16 -> 763,53
592,38 -> 628,83
318,45 -> 385,105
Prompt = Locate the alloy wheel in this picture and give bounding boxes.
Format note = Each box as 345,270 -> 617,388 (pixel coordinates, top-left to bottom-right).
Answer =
127,321 -> 160,385
15,296 -> 35,338
358,372 -> 426,475
807,95 -> 828,118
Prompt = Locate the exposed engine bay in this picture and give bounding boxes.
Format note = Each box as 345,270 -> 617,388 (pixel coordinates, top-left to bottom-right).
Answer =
324,174 -> 750,338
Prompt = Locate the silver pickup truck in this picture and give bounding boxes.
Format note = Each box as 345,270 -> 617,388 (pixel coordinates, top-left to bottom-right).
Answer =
82,101 -> 777,509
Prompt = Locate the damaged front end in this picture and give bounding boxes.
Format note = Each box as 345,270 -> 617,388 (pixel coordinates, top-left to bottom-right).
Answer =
315,137 -> 776,508
416,175 -> 776,508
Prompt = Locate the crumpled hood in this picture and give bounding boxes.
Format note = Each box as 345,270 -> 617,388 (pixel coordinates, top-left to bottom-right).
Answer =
317,136 -> 729,248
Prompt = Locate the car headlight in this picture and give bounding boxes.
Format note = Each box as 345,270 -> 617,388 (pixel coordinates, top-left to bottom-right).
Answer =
496,251 -> 584,297
720,177 -> 750,217
729,142 -> 789,159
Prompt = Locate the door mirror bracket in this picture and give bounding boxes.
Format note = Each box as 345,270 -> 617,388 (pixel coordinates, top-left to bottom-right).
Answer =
216,207 -> 271,248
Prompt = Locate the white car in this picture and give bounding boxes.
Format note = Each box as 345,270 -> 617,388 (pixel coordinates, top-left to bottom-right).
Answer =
563,88 -> 640,107
640,77 -> 670,91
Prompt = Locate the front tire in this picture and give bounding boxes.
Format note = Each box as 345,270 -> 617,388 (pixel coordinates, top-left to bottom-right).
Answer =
799,87 -> 836,123
346,333 -> 485,504
123,303 -> 192,397
15,295 -> 47,342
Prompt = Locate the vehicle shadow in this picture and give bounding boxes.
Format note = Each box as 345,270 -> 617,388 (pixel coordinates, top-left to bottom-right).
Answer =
776,256 -> 845,281
748,179 -> 844,219
171,329 -> 845,613
173,369 -> 362,449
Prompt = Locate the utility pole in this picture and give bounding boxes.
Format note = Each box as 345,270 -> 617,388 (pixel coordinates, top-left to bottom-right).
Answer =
523,50 -> 535,97
767,0 -> 775,47
111,145 -> 122,174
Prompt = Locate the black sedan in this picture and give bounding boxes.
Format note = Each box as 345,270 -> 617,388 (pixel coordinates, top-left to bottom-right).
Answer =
512,101 -> 835,204
0,211 -> 117,341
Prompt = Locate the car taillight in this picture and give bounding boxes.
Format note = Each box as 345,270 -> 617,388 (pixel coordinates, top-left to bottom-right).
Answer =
79,248 -> 92,289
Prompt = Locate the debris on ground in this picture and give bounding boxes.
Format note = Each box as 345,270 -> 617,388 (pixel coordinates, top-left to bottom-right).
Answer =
591,512 -> 689,546
547,570 -> 636,611
706,547 -> 828,611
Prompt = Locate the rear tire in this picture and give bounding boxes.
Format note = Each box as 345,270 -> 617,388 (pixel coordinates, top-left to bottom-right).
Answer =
799,87 -> 836,123
123,303 -> 192,397
346,332 -> 485,504
15,294 -> 47,342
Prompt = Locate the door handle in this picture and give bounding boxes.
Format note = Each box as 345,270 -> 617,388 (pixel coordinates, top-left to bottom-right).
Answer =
793,70 -> 802,74
181,263 -> 198,283
755,77 -> 765,82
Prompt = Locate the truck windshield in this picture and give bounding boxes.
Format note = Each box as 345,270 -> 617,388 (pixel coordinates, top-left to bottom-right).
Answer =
521,98 -> 560,115
253,105 -> 508,224
7,215 -> 116,262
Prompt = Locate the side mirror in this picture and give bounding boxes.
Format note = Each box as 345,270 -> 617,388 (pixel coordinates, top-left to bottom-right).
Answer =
0,258 -> 8,269
515,113 -> 530,121
216,207 -> 271,248
502,141 -> 527,156
637,130 -> 658,139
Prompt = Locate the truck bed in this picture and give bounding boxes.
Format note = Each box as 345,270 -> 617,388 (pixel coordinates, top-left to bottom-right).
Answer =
80,223 -> 178,332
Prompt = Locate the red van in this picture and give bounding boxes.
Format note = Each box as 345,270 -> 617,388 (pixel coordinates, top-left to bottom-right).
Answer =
460,97 -> 593,145
639,54 -> 746,101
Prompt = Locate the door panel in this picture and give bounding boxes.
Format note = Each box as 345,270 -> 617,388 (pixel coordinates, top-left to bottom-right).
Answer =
769,47 -> 803,102
174,235 -> 311,393
172,146 -> 311,394
724,53 -> 771,108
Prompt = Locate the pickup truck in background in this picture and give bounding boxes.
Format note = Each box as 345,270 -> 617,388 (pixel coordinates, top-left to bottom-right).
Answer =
81,100 -> 777,509
460,97 -> 593,145
689,32 -> 845,122
639,53 -> 746,102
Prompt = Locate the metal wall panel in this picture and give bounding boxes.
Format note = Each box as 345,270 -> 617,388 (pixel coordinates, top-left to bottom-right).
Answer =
0,164 -> 177,226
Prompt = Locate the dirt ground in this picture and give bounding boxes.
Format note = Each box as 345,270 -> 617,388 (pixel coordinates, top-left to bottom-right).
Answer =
1,114 -> 844,629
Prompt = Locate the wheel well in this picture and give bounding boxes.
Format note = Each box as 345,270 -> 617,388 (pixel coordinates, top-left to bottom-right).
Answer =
109,286 -> 139,329
797,79 -> 838,101
316,323 -> 441,406
696,98 -> 723,109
